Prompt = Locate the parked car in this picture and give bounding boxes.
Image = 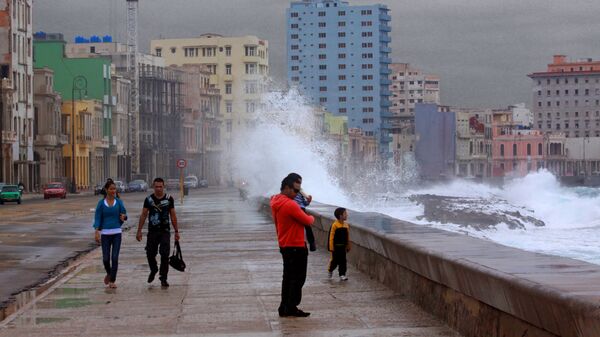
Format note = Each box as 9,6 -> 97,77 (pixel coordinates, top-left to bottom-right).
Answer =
43,182 -> 67,199
128,179 -> 148,192
198,179 -> 208,188
0,185 -> 22,204
166,178 -> 180,191
114,180 -> 128,193
184,175 -> 198,189
93,183 -> 104,195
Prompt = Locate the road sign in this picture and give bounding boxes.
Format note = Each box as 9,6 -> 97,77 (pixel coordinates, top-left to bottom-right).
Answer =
176,159 -> 187,169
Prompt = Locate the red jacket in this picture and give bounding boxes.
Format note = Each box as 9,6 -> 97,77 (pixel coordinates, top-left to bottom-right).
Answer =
270,193 -> 314,248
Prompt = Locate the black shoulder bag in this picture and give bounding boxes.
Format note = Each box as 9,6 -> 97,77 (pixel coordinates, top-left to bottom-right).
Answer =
169,241 -> 186,272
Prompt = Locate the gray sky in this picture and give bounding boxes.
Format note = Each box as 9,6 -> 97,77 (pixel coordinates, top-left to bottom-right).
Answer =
33,0 -> 600,108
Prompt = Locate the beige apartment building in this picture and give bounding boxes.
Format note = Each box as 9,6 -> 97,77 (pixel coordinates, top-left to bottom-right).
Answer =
150,34 -> 269,155
389,63 -> 440,166
1,0 -> 34,188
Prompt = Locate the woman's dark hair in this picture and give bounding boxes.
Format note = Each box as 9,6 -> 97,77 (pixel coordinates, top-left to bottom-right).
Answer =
286,172 -> 302,183
280,175 -> 298,192
334,207 -> 346,220
104,181 -> 116,190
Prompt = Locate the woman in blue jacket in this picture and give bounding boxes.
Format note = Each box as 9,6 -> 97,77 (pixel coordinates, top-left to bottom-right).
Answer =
94,181 -> 127,288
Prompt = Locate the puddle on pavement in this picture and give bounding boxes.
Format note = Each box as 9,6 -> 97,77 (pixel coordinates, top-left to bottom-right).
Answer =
38,297 -> 94,309
35,317 -> 71,324
52,287 -> 93,296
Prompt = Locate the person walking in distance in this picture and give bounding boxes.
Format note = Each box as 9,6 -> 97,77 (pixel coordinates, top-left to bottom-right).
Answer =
93,180 -> 128,289
328,207 -> 351,281
271,175 -> 315,317
136,177 -> 180,287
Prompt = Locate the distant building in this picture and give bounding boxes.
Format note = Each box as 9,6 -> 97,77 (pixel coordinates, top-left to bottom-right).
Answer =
415,104 -> 456,179
528,55 -> 600,138
34,35 -> 114,190
453,108 -> 491,177
0,0 -> 34,188
389,63 -> 440,165
286,0 -> 392,158
490,109 -> 544,177
150,34 -> 269,161
33,68 -> 66,187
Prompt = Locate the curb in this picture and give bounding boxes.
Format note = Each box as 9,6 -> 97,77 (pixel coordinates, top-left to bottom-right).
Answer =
0,245 -> 100,324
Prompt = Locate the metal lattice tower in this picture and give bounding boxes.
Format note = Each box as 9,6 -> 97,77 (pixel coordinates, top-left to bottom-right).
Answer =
126,0 -> 140,174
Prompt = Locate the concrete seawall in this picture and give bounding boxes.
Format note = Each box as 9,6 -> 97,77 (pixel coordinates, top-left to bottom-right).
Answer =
262,199 -> 600,337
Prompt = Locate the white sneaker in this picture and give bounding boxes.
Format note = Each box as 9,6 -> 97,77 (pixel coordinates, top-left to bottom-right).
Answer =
327,271 -> 333,279
340,275 -> 348,281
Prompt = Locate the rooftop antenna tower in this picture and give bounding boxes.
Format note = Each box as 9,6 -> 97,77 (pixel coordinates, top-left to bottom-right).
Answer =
126,0 -> 140,174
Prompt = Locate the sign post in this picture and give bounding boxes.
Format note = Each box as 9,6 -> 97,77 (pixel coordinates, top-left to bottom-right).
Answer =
176,159 -> 187,204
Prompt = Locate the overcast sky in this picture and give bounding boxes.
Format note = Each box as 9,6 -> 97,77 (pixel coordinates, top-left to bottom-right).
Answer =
33,0 -> 600,108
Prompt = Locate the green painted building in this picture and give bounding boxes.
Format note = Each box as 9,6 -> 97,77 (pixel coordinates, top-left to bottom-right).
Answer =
33,37 -> 113,140
33,35 -> 115,185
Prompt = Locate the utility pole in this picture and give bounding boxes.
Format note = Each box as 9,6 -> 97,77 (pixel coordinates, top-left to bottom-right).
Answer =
126,0 -> 140,176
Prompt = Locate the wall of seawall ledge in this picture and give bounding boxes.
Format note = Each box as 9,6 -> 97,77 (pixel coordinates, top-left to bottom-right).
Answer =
260,198 -> 600,337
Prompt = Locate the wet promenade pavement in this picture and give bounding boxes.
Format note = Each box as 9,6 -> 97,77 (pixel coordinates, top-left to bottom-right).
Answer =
0,188 -> 460,337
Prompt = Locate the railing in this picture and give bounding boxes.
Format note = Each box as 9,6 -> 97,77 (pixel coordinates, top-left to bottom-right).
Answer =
1,130 -> 17,143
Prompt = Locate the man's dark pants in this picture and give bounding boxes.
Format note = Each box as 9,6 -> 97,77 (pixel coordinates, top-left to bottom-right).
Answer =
146,231 -> 171,280
278,247 -> 308,314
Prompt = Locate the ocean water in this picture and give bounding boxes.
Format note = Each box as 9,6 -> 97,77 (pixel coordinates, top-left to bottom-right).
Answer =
233,91 -> 600,265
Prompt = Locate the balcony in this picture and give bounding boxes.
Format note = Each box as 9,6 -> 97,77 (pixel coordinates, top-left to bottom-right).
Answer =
1,78 -> 13,91
381,99 -> 392,107
380,78 -> 392,85
380,56 -> 392,64
380,46 -> 391,53
380,35 -> 391,43
379,13 -> 391,21
380,67 -> 391,75
379,24 -> 391,33
1,130 -> 17,144
34,134 -> 58,146
381,89 -> 392,96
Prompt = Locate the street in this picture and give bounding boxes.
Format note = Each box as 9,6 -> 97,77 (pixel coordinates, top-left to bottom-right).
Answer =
0,191 -> 148,307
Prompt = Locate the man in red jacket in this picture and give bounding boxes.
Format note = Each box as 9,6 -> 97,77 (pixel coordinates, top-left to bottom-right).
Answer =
271,174 -> 315,317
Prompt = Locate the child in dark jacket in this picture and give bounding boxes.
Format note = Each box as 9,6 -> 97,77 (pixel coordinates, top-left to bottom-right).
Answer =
328,207 -> 350,281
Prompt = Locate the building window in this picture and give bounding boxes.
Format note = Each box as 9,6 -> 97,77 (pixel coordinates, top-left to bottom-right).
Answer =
512,144 -> 517,156
225,64 -> 232,75
155,48 -> 162,57
245,46 -> 257,56
338,32 -> 346,37
527,143 -> 531,156
226,120 -> 232,132
291,34 -> 299,39
291,55 -> 299,60
361,9 -> 372,15
318,33 -> 326,38
225,46 -> 232,56
339,96 -> 346,102
318,11 -> 326,16
245,81 -> 258,94
201,47 -> 215,57
318,43 -> 326,49
319,64 -> 327,70
538,143 -> 543,155
339,108 -> 347,113
319,97 -> 327,103
361,32 -> 373,37
338,53 -> 346,59
319,75 -> 327,81
338,21 -> 346,27
362,42 -> 373,48
338,43 -> 346,48
338,11 -> 346,16
291,66 -> 299,71
226,101 -> 233,113
319,86 -> 327,92
291,45 -> 299,50
245,63 -> 257,74
338,64 -> 346,69
361,21 -> 373,26
318,22 -> 326,27
225,83 -> 232,95
291,12 -> 299,17
318,54 -> 326,60
291,24 -> 299,29
339,75 -> 346,80
500,144 -> 505,157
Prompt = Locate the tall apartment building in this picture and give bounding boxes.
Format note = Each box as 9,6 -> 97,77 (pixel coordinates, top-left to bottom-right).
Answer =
286,0 -> 392,158
529,55 -> 600,138
150,34 -> 269,156
389,63 -> 439,165
0,0 -> 34,188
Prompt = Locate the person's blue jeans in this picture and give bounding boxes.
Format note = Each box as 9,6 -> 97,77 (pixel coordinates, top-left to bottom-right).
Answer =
101,233 -> 122,283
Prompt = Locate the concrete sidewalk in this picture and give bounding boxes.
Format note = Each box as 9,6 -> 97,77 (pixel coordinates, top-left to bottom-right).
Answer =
0,188 -> 460,337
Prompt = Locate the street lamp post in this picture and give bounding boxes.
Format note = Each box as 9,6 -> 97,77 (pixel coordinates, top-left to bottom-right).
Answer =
71,76 -> 87,193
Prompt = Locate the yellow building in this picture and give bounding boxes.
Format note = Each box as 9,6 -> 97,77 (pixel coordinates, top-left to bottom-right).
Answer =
150,34 -> 269,154
61,100 -> 104,190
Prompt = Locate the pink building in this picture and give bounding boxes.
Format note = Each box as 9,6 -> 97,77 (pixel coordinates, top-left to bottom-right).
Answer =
491,111 -> 544,177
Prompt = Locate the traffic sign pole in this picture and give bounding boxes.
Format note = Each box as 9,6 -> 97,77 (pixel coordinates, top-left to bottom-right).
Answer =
176,159 -> 187,205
